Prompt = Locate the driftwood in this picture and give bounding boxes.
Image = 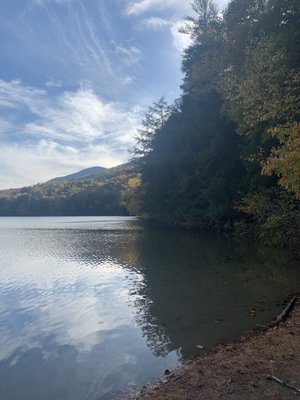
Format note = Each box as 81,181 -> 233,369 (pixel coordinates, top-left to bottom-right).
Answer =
267,375 -> 300,394
275,296 -> 297,323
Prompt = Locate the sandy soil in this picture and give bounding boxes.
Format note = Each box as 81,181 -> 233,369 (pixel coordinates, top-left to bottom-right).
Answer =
134,297 -> 300,400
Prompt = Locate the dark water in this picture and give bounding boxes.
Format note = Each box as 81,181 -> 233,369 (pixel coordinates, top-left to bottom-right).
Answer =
0,216 -> 299,400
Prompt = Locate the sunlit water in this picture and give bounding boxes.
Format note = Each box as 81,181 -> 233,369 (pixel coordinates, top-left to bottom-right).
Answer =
0,216 -> 299,400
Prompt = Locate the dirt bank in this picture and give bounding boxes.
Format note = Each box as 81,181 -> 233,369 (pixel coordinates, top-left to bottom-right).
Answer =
136,297 -> 300,399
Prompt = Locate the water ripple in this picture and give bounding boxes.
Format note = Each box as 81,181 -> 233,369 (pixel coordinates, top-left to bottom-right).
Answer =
0,216 -> 299,400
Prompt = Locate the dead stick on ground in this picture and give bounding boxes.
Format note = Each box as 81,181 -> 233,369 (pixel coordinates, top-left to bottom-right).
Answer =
267,375 -> 300,394
276,296 -> 297,323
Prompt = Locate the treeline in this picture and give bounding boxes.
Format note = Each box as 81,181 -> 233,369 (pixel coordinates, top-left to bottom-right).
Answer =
0,164 -> 140,216
134,0 -> 300,252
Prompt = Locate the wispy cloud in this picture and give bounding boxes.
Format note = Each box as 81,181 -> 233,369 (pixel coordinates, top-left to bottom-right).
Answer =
0,140 -> 129,189
0,80 -> 141,143
127,1 -> 192,53
0,0 -> 231,189
137,18 -> 191,52
112,43 -> 142,67
0,118 -> 13,134
140,16 -> 170,30
26,87 -> 142,143
125,0 -> 228,15
125,0 -> 190,16
0,80 -> 46,110
45,79 -> 63,88
14,0 -> 141,100
0,80 -> 143,189
171,20 -> 192,52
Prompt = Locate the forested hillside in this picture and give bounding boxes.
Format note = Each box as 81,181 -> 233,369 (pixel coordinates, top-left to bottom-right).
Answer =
134,0 -> 300,252
0,163 -> 140,216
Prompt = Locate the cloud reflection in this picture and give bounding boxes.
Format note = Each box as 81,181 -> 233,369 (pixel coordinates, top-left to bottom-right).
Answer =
0,217 -> 299,399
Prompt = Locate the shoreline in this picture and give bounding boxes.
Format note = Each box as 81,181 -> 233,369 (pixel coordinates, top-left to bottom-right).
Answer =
133,296 -> 300,399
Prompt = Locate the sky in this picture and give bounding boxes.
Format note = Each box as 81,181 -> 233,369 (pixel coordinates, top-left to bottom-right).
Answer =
0,0 -> 229,189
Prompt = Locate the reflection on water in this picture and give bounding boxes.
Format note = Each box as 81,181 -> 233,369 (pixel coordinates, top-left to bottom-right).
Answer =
0,217 -> 299,399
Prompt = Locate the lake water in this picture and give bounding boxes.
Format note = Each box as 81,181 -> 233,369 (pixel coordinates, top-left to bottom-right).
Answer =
0,216 -> 299,400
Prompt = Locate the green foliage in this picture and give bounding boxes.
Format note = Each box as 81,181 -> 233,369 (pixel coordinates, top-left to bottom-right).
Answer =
0,164 -> 139,216
134,0 -> 245,229
223,32 -> 300,198
121,174 -> 143,215
237,189 -> 300,252
263,121 -> 300,198
3,0 -> 298,253
136,94 -> 244,229
134,97 -> 172,158
133,0 -> 300,252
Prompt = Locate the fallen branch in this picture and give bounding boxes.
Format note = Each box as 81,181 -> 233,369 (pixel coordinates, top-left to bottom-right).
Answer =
267,375 -> 300,394
275,296 -> 297,323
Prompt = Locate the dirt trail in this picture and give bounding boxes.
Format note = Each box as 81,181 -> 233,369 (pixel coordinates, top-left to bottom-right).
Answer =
136,299 -> 300,399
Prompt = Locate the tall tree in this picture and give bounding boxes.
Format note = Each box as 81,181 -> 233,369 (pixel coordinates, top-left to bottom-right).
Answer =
223,0 -> 300,198
133,97 -> 172,159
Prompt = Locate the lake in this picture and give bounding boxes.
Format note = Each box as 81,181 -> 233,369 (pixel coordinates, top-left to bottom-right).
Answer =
0,216 -> 299,400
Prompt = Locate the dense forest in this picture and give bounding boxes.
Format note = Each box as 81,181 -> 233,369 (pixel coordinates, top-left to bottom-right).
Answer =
0,163 -> 139,216
133,0 -> 300,253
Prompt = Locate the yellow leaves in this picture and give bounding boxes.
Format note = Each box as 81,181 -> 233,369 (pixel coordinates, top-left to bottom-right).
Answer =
262,122 -> 300,199
127,174 -> 141,189
223,32 -> 300,199
224,37 -> 299,131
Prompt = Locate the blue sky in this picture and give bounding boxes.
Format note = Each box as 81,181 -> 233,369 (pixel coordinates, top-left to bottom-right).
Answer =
0,0 -> 228,189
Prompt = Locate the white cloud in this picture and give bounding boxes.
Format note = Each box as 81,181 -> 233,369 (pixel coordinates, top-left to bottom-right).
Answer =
26,0 -> 139,98
112,43 -> 142,66
125,0 -> 229,16
125,0 -> 190,16
0,257 -> 135,359
0,140 -> 131,189
27,87 -> 141,143
123,75 -> 136,85
45,79 -> 63,88
0,118 -> 12,134
140,16 -> 170,30
0,80 -> 143,189
138,17 -> 191,52
0,79 -> 46,110
171,21 -> 192,52
0,80 -> 141,143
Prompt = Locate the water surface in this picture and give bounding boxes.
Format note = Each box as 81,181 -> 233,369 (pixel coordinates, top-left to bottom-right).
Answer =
0,216 -> 299,400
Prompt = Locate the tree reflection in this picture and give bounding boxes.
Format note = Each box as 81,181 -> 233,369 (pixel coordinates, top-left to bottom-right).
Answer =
125,225 -> 300,359
25,219 -> 300,361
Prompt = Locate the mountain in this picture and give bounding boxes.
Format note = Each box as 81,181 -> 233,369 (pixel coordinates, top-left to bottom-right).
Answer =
49,166 -> 106,182
0,163 -> 140,216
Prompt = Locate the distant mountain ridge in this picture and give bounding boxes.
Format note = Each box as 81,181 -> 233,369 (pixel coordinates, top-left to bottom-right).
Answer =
49,166 -> 106,182
0,163 -> 138,216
